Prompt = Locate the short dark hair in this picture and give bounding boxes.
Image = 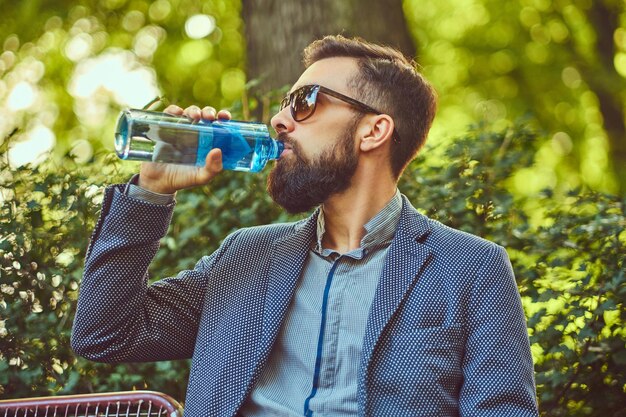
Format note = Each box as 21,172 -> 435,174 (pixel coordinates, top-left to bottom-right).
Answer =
303,35 -> 437,179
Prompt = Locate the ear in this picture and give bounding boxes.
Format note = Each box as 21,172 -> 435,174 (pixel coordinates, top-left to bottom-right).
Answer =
358,114 -> 395,152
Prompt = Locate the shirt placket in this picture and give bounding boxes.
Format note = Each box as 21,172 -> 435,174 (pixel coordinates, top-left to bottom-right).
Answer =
319,260 -> 349,388
306,253 -> 362,417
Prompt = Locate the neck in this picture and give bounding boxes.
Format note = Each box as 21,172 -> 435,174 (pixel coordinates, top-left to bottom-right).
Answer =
320,168 -> 396,253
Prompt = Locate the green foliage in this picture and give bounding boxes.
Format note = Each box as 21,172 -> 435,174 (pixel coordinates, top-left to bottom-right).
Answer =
1,122 -> 624,416
404,0 -> 626,193
520,191 -> 626,415
2,0 -> 625,193
0,0 -> 244,163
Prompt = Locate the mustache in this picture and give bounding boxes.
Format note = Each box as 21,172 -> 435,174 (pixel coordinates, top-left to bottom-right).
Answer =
276,132 -> 307,162
276,131 -> 295,146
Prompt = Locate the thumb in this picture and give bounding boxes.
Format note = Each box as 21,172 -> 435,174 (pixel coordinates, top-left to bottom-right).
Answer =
201,148 -> 223,179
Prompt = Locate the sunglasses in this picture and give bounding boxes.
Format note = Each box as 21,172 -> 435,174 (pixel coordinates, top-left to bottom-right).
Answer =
280,84 -> 400,143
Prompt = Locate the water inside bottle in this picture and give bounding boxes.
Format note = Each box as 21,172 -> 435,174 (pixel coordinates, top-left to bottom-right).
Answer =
115,113 -> 279,172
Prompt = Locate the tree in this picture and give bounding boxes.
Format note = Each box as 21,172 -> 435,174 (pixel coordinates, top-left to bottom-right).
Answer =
583,0 -> 626,190
241,0 -> 415,95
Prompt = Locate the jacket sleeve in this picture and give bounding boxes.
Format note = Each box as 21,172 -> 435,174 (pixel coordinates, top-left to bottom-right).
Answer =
71,184 -> 238,363
459,244 -> 539,417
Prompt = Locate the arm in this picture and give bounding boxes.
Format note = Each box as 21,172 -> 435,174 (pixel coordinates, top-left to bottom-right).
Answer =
72,104 -> 232,363
460,245 -> 539,417
71,184 -> 239,363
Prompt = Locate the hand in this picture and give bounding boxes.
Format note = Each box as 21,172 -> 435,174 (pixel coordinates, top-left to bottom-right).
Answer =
138,105 -> 232,194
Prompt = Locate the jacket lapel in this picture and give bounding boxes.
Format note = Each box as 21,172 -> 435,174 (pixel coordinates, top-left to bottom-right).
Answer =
256,210 -> 318,368
358,196 -> 433,401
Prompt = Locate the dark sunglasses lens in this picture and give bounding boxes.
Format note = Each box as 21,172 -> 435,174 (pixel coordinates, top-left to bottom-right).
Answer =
291,86 -> 317,121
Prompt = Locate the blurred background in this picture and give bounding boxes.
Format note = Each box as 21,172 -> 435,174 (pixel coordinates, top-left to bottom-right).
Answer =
0,1 -> 624,416
2,0 -> 625,193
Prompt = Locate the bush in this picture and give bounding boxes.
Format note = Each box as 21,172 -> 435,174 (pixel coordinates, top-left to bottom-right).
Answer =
1,123 -> 624,415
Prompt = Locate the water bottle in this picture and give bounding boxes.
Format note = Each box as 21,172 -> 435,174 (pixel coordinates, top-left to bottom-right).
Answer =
114,109 -> 284,172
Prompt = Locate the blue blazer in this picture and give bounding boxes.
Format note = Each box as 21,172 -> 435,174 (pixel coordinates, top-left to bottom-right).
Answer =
72,185 -> 538,417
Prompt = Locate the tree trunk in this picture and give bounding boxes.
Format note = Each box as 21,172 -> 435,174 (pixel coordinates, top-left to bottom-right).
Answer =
241,0 -> 416,118
585,0 -> 626,193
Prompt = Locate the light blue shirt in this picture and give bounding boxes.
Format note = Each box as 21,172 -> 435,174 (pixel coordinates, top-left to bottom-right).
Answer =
240,190 -> 403,417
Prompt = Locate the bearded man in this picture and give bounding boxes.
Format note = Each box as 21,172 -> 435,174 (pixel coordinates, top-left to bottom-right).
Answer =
72,35 -> 538,417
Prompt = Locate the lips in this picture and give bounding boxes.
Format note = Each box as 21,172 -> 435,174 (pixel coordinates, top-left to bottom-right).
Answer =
280,141 -> 294,158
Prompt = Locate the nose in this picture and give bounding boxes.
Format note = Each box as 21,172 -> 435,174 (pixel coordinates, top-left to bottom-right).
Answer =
270,105 -> 295,136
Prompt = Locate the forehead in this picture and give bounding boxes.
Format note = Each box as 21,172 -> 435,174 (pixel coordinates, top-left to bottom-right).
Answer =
291,57 -> 359,94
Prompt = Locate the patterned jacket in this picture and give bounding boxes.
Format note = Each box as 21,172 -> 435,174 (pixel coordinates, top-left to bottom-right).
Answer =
71,184 -> 539,416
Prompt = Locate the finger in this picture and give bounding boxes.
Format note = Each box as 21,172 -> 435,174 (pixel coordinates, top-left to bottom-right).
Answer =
201,106 -> 217,121
164,104 -> 183,115
199,148 -> 223,181
183,105 -> 202,120
216,109 -> 232,120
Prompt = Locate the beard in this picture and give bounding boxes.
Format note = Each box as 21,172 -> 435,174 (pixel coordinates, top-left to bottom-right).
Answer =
267,118 -> 360,214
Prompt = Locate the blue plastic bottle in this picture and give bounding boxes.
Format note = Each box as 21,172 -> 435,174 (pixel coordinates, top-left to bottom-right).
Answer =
114,109 -> 283,172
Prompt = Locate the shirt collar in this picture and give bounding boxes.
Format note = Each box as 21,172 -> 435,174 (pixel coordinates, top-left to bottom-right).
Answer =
314,189 -> 402,258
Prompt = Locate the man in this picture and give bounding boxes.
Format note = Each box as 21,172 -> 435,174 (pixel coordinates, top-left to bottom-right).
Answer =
72,35 -> 538,416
